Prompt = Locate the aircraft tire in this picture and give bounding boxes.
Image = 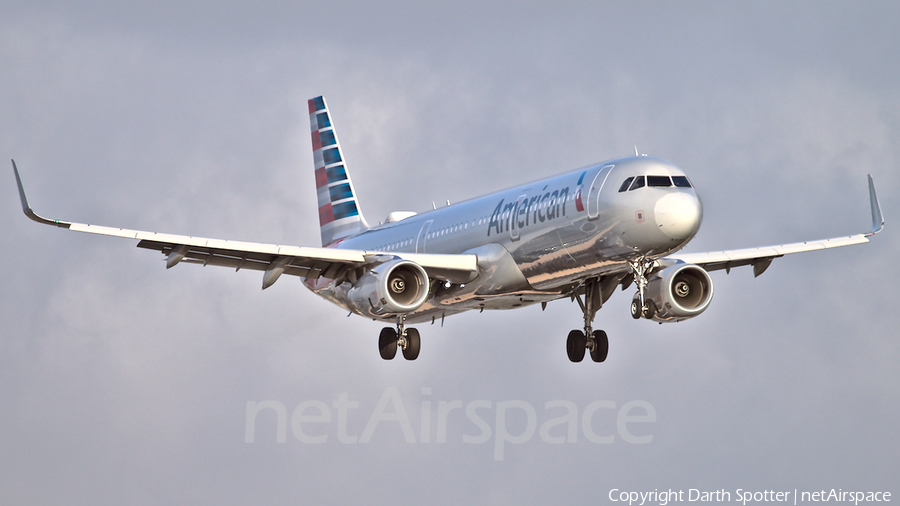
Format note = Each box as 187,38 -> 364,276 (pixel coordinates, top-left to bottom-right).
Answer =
590,330 -> 609,363
630,299 -> 642,319
379,327 -> 398,360
643,299 -> 657,319
402,328 -> 420,361
566,330 -> 586,362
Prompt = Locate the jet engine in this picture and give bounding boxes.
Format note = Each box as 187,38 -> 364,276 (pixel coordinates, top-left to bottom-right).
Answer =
645,263 -> 714,323
348,259 -> 431,318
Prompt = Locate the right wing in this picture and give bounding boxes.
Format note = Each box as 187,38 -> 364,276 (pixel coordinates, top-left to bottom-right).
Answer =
13,160 -> 477,289
667,175 -> 884,277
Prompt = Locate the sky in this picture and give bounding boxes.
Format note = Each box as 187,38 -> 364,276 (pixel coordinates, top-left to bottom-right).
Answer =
1,2 -> 898,504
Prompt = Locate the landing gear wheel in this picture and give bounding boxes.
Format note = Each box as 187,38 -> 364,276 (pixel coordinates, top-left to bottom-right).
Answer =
643,299 -> 657,319
378,327 -> 398,360
566,330 -> 586,362
402,328 -> 420,361
590,330 -> 609,362
630,299 -> 642,319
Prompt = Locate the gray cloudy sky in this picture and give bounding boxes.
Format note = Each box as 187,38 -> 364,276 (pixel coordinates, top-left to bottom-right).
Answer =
1,2 -> 898,504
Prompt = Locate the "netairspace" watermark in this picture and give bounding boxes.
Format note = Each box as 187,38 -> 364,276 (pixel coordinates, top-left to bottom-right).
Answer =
609,489 -> 892,505
245,387 -> 656,461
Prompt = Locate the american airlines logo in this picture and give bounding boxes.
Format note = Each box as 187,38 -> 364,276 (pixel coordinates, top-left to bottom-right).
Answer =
487,185 -> 574,237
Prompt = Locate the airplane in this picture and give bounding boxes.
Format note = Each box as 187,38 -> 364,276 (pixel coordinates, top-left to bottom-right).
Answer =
12,95 -> 885,363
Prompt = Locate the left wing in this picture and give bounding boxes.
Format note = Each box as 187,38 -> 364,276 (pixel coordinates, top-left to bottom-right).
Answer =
667,174 -> 884,277
13,160 -> 477,288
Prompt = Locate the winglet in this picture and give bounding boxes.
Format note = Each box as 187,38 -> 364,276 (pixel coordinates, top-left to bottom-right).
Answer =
11,160 -> 71,228
867,174 -> 884,236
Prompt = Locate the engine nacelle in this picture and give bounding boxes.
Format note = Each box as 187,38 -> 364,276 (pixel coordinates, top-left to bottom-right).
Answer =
347,259 -> 430,318
645,263 -> 714,323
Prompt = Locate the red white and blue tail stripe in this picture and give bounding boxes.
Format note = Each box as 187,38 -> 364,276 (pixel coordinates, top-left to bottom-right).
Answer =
309,96 -> 368,247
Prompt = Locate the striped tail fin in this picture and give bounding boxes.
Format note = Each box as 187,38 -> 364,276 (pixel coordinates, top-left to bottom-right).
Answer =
308,96 -> 369,247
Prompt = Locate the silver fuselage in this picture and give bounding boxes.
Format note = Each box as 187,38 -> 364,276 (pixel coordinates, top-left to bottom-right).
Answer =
304,156 -> 702,323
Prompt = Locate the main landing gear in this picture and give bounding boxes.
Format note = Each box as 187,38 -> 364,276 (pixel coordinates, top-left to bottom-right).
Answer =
567,278 -> 609,363
378,315 -> 420,361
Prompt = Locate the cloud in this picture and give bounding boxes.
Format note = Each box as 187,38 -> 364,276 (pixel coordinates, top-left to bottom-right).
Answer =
1,2 -> 898,504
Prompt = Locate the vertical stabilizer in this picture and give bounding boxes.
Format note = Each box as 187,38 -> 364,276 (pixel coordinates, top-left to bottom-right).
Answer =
308,96 -> 369,247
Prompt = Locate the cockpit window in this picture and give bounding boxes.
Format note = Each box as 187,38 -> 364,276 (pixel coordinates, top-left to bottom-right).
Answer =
628,175 -> 645,191
647,175 -> 672,187
672,175 -> 692,188
618,177 -> 635,192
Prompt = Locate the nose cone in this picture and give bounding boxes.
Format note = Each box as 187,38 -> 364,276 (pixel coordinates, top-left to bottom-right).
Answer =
654,192 -> 702,241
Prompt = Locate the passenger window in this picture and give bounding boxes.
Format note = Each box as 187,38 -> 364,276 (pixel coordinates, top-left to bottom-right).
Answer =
672,176 -> 692,188
647,175 -> 672,187
618,177 -> 635,192
629,176 -> 645,191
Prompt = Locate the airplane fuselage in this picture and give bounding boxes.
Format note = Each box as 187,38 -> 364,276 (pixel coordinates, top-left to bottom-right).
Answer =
304,156 -> 702,323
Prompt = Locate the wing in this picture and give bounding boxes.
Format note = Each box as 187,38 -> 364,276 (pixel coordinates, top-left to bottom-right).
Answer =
667,175 -> 884,277
12,161 -> 477,289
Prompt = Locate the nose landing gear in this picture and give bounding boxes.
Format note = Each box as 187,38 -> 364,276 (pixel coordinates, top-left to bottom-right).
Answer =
630,298 -> 657,319
629,258 -> 657,320
567,278 -> 609,363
